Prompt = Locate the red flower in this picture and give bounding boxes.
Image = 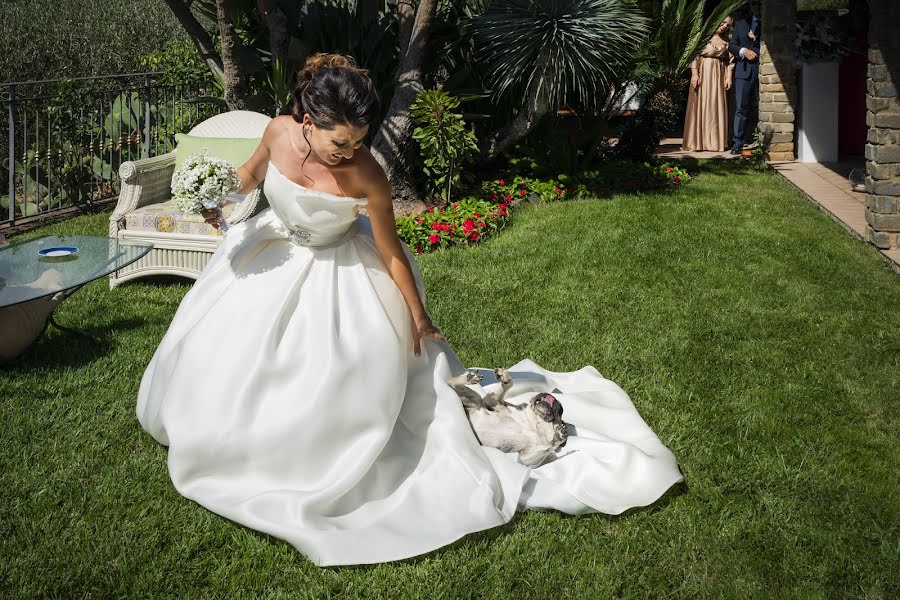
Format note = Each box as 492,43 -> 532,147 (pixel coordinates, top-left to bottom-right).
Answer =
498,179 -> 505,185
427,207 -> 434,213
474,212 -> 481,218
490,194 -> 497,201
498,206 -> 508,216
431,222 -> 442,230
477,221 -> 486,228
666,167 -> 673,173
468,231 -> 480,241
463,218 -> 475,232
428,234 -> 440,244
415,245 -> 422,254
555,187 -> 563,194
504,194 -> 512,201
674,176 -> 681,184
416,217 -> 425,223
518,189 -> 526,196
453,204 -> 459,209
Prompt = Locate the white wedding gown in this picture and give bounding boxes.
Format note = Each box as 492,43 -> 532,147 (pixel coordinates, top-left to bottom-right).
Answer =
137,160 -> 683,566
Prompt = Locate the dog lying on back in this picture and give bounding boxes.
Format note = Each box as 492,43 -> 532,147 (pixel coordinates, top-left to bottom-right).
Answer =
448,368 -> 569,467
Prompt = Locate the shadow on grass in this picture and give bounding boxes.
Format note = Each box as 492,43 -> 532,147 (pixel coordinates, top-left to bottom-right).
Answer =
671,157 -> 764,177
4,317 -> 147,370
116,274 -> 193,289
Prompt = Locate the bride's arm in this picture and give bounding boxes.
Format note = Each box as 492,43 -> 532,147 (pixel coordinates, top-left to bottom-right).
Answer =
365,170 -> 446,356
224,122 -> 276,203
202,121 -> 275,226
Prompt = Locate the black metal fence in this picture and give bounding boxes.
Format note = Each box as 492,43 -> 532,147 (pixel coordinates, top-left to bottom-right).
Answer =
1,72 -> 225,228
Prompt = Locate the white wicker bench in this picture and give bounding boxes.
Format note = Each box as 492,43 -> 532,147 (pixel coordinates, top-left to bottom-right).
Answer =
108,110 -> 271,287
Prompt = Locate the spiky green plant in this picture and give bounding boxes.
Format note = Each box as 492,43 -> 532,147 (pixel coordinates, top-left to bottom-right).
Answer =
465,0 -> 649,160
468,0 -> 648,113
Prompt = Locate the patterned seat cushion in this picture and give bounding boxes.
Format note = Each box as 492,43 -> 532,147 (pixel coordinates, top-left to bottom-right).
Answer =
125,199 -> 237,236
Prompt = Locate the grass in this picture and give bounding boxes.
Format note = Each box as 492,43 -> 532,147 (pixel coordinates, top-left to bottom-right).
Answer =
1,161 -> 898,598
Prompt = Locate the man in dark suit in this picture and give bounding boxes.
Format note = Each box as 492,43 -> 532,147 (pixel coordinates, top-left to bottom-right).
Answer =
728,1 -> 762,154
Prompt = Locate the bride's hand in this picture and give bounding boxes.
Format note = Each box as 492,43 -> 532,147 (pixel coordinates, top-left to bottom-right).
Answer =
412,316 -> 446,357
201,206 -> 224,230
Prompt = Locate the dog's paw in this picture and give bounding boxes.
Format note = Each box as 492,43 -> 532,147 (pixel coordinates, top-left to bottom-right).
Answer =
494,367 -> 512,387
464,369 -> 483,384
554,422 -> 569,448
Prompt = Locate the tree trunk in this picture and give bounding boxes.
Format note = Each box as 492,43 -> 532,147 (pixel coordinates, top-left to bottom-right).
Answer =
370,0 -> 439,216
478,55 -> 553,165
217,0 -> 252,110
256,0 -> 289,66
163,0 -> 224,83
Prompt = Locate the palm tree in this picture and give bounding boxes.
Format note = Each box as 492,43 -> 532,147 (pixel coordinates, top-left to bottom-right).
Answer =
466,0 -> 649,162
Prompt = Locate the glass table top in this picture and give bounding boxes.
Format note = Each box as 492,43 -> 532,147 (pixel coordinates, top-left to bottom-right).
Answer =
0,235 -> 153,308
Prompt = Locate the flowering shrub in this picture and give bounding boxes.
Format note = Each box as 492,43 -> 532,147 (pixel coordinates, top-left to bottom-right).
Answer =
473,161 -> 689,203
398,160 -> 689,254
396,197 -> 511,254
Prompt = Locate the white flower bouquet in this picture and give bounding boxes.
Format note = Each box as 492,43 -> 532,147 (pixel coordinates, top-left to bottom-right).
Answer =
171,152 -> 243,231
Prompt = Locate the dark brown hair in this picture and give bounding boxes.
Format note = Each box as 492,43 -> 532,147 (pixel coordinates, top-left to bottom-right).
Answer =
290,53 -> 379,126
289,53 -> 379,183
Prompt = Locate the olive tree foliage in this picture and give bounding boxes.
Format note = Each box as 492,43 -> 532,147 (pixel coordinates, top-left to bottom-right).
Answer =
0,0 -> 186,83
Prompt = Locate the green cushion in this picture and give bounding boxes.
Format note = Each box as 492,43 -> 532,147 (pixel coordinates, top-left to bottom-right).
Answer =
173,133 -> 262,171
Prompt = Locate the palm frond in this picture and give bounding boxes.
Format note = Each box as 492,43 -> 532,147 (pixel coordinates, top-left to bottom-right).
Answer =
466,0 -> 649,113
639,0 -> 744,81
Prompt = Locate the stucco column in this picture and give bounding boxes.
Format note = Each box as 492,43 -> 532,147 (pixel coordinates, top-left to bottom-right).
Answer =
865,0 -> 900,249
759,0 -> 797,161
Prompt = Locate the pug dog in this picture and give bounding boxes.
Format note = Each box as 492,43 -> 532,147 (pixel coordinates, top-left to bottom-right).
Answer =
448,368 -> 569,467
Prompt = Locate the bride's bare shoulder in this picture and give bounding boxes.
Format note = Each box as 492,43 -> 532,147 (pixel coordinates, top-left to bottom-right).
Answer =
354,146 -> 390,198
354,146 -> 388,187
265,115 -> 295,143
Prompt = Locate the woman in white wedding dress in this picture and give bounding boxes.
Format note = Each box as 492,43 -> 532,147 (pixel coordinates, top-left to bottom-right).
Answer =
137,53 -> 683,567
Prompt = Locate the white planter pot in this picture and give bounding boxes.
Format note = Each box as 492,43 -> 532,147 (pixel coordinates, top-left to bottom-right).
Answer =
798,61 -> 839,163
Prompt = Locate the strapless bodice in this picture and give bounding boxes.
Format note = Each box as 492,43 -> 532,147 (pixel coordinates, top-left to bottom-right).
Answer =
263,160 -> 368,248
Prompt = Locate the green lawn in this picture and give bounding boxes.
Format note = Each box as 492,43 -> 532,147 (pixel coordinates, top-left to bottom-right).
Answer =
1,161 -> 898,598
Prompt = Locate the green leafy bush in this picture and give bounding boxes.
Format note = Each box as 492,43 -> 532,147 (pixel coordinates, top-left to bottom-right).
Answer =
410,90 -> 479,202
139,39 -> 216,88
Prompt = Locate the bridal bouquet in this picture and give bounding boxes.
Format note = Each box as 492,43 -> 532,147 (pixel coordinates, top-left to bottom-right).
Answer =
171,152 -> 242,231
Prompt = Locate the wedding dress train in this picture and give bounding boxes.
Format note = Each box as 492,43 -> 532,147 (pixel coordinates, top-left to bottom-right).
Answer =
137,160 -> 683,566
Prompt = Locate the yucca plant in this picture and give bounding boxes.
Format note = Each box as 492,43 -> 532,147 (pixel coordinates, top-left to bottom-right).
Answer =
466,0 -> 649,161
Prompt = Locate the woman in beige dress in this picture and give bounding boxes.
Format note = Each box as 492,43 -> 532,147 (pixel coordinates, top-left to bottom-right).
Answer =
682,16 -> 736,152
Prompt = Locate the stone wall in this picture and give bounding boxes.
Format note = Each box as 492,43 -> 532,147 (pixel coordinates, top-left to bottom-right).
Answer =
759,0 -> 797,161
865,0 -> 900,249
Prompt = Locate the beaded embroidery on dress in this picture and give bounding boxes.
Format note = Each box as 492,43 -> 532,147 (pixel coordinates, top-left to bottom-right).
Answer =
137,161 -> 684,566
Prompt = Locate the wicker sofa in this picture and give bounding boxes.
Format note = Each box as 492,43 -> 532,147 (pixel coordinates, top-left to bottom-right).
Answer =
108,110 -> 271,287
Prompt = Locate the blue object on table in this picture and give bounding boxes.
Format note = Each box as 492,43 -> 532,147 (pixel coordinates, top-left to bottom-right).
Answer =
37,246 -> 79,257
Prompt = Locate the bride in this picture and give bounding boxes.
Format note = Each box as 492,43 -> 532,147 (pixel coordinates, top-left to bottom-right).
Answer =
137,53 -> 683,567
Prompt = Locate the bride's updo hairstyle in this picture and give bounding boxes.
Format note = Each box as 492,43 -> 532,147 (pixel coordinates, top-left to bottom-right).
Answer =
290,52 -> 379,132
